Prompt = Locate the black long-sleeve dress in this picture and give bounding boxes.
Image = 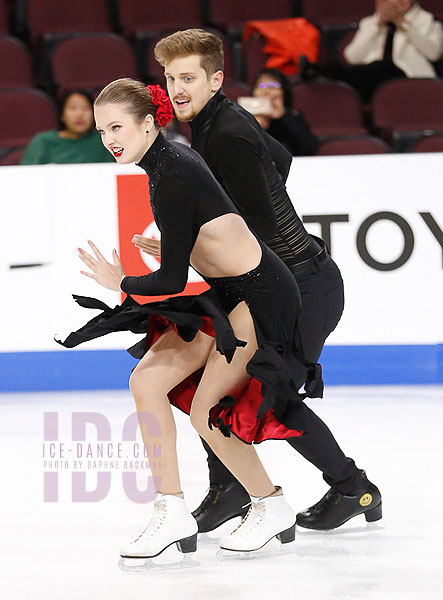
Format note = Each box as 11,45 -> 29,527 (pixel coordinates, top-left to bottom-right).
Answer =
57,133 -> 323,444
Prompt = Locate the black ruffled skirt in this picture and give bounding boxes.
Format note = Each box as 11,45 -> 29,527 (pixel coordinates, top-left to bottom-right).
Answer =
57,241 -> 323,444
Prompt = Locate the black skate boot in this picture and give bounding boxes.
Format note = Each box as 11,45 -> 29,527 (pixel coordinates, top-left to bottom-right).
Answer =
192,482 -> 251,533
296,472 -> 382,530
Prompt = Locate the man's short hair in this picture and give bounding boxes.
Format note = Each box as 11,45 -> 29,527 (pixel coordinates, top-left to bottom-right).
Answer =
154,29 -> 224,78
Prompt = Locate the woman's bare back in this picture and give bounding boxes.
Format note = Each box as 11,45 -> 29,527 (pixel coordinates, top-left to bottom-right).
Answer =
190,213 -> 262,278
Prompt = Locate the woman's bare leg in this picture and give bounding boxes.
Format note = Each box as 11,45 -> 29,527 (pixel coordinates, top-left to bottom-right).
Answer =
129,325 -> 213,495
189,302 -> 275,498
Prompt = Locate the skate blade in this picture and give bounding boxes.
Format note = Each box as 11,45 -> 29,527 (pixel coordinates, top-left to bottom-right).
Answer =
296,520 -> 385,536
197,532 -> 219,546
216,538 -> 296,561
198,516 -> 245,546
118,553 -> 199,572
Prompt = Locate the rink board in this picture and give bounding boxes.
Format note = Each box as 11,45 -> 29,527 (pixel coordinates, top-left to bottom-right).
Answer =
0,153 -> 442,391
1,344 -> 442,392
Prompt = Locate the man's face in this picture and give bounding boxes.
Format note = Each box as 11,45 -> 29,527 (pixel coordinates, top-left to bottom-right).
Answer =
375,0 -> 413,14
164,54 -> 223,122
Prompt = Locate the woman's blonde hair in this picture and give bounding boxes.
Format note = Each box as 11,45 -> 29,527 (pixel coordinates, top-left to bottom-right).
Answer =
95,78 -> 158,125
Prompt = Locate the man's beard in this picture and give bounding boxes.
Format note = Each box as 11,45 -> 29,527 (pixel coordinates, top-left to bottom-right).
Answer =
174,109 -> 195,123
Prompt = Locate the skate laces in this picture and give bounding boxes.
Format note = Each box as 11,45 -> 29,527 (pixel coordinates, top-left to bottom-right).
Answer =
132,498 -> 168,543
230,500 -> 266,536
200,484 -> 221,508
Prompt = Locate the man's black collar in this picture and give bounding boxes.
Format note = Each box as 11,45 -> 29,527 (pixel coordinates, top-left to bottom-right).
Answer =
190,89 -> 227,135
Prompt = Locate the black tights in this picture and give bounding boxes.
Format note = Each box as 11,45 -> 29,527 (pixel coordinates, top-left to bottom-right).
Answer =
200,254 -> 365,497
202,405 -> 362,496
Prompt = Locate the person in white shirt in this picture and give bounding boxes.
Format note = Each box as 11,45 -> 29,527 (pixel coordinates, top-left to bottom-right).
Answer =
300,1 -> 443,101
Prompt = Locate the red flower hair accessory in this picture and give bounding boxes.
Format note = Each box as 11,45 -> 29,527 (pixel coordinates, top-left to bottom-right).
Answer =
146,84 -> 174,128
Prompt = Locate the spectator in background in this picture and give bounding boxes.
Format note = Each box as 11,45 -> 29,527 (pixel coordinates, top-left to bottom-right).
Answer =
251,68 -> 318,156
21,90 -> 114,165
300,0 -> 443,102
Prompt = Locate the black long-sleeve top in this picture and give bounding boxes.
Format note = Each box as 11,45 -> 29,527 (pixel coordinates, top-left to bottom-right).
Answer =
120,133 -> 239,297
267,110 -> 319,157
190,90 -> 320,267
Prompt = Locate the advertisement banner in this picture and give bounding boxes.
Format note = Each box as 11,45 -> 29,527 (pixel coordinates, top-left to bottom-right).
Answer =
0,152 -> 442,388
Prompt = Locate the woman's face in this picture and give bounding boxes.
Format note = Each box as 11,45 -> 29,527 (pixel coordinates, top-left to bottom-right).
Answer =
61,93 -> 94,136
94,103 -> 153,164
253,75 -> 285,119
253,75 -> 283,101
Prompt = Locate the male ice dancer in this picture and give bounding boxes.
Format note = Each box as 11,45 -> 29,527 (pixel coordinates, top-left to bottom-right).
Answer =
148,29 -> 381,532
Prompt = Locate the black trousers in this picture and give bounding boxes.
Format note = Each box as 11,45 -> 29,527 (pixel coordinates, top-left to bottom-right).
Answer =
320,60 -> 406,103
201,254 -> 364,496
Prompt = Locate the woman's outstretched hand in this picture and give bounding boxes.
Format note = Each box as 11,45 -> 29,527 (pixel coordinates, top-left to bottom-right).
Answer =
132,234 -> 161,258
78,240 -> 125,291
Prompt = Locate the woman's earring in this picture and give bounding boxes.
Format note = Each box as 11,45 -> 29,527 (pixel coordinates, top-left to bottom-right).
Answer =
146,130 -> 150,134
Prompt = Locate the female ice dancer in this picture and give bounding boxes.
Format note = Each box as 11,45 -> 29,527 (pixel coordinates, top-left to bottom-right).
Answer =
59,79 -> 323,559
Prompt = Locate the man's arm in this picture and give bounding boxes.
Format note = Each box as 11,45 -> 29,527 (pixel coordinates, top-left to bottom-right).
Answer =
211,132 -> 278,239
263,131 -> 293,182
344,15 -> 385,64
402,8 -> 443,62
268,111 -> 319,157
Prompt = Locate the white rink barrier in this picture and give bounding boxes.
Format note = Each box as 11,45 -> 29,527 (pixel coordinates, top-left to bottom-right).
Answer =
0,152 -> 442,390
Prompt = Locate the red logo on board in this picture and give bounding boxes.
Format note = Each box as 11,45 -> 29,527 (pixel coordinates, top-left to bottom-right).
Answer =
116,173 -> 209,304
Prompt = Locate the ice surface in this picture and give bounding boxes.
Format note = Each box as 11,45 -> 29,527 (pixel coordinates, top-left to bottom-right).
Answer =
1,386 -> 442,600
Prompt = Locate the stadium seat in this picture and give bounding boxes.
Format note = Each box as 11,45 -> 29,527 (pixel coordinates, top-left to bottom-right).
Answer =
0,88 -> 58,149
0,0 -> 8,34
174,120 -> 192,143
420,0 -> 443,23
292,81 -> 367,136
0,36 -> 32,88
412,134 -> 443,153
0,147 -> 25,165
51,34 -> 137,98
336,29 -> 357,65
243,32 -> 267,86
23,0 -> 112,44
316,137 -> 390,155
301,0 -> 374,29
119,0 -> 203,37
221,81 -> 250,103
209,0 -> 294,35
372,78 -> 443,150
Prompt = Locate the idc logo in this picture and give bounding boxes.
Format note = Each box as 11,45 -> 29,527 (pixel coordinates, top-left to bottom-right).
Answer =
43,411 -> 162,503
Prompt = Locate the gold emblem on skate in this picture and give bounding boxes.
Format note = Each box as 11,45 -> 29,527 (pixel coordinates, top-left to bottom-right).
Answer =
359,493 -> 372,507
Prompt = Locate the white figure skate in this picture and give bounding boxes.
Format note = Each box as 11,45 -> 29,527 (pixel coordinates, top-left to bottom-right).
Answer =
119,494 -> 198,569
218,487 -> 296,555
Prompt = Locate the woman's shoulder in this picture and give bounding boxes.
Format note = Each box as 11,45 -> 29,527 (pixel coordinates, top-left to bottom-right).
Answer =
21,129 -> 60,164
30,129 -> 60,143
169,140 -> 209,168
155,143 -> 208,194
